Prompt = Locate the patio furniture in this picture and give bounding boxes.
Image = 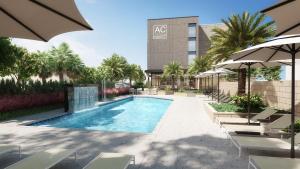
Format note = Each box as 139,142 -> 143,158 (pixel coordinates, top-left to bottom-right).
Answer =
230,132 -> 300,157
0,144 -> 21,159
219,95 -> 232,103
83,152 -> 135,169
223,114 -> 298,135
5,148 -> 77,169
248,155 -> 300,169
217,108 -> 278,125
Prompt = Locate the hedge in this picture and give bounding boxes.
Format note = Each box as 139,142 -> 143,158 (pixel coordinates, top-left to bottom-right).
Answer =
0,92 -> 64,112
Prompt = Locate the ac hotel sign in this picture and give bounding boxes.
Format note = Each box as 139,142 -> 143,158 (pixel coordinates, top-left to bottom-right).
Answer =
153,25 -> 167,39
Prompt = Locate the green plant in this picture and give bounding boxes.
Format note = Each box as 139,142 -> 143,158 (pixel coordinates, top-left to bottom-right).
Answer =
0,38 -> 17,74
208,12 -> 275,95
132,82 -> 144,89
210,103 -> 244,112
98,53 -> 128,82
163,61 -> 184,90
231,94 -> 265,110
188,55 -> 212,75
126,64 -> 145,87
50,42 -> 85,82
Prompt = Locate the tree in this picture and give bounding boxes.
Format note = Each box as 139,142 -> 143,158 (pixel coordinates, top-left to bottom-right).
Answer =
65,54 -> 85,80
126,64 -> 144,87
0,38 -> 17,74
50,42 -> 84,82
99,53 -> 128,82
7,47 -> 39,86
78,66 -> 98,84
163,61 -> 184,90
253,66 -> 281,81
33,51 -> 54,84
208,12 -> 275,95
188,55 -> 212,75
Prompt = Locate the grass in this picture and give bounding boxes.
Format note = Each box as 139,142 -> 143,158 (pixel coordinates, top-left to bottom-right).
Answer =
0,104 -> 63,121
209,103 -> 264,113
210,103 -> 244,112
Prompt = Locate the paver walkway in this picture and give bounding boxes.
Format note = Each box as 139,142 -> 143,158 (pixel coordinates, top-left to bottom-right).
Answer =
0,95 -> 248,169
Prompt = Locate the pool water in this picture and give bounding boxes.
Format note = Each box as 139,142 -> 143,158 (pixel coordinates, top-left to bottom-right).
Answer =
31,97 -> 172,133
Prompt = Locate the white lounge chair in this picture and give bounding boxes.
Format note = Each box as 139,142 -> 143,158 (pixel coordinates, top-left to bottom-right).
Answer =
0,144 -> 21,158
5,148 -> 77,169
248,155 -> 300,169
223,114 -> 298,135
216,107 -> 278,125
83,152 -> 135,169
230,132 -> 300,157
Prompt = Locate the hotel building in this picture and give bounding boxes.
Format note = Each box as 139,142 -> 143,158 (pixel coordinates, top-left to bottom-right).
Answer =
146,16 -> 226,87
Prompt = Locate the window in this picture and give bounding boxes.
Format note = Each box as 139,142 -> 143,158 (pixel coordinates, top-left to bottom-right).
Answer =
188,23 -> 197,37
188,54 -> 197,65
188,39 -> 196,51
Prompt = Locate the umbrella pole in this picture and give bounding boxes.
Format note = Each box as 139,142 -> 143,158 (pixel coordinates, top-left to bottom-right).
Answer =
211,75 -> 214,100
204,77 -> 206,93
247,64 -> 251,125
290,45 -> 296,158
218,73 -> 220,103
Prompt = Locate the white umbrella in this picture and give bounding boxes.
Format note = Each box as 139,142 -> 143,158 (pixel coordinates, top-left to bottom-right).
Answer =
261,0 -> 300,36
196,73 -> 208,92
203,70 -> 217,100
216,59 -> 290,124
0,0 -> 92,41
231,34 -> 299,158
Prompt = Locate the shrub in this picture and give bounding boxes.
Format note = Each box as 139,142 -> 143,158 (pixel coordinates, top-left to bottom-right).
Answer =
132,82 -> 144,89
231,94 -> 265,110
0,79 -> 64,95
210,103 -> 244,112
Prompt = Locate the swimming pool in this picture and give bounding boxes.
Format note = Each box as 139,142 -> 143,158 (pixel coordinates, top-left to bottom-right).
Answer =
31,97 -> 172,133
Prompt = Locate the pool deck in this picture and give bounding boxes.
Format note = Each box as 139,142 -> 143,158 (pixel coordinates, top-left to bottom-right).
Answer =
0,95 -> 249,169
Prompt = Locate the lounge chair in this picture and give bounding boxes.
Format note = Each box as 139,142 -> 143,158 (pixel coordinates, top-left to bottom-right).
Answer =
216,107 -> 278,125
220,96 -> 232,103
83,152 -> 135,169
230,132 -> 300,157
248,155 -> 300,169
0,144 -> 21,158
223,114 -> 298,135
5,148 -> 77,169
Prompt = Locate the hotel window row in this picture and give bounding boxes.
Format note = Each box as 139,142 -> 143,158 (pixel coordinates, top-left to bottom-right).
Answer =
188,23 -> 197,64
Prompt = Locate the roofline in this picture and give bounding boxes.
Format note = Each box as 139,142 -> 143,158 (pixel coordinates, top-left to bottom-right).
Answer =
199,23 -> 225,26
148,16 -> 199,21
261,0 -> 295,13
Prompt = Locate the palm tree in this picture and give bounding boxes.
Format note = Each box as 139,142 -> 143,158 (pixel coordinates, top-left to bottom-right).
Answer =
163,61 -> 184,90
33,51 -> 54,84
208,12 -> 275,95
99,53 -> 128,82
188,55 -> 212,75
50,42 -> 84,82
126,64 -> 144,87
188,55 -> 212,89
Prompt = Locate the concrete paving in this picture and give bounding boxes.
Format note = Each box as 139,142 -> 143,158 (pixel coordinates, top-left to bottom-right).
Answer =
0,95 -> 248,169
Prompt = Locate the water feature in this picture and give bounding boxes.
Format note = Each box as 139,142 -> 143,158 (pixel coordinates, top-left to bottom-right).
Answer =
68,85 -> 98,112
102,79 -> 107,101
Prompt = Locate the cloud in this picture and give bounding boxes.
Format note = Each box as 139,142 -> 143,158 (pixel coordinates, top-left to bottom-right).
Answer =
12,35 -> 102,67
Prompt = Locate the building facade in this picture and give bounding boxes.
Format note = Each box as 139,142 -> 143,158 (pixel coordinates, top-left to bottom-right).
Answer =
146,16 -> 225,87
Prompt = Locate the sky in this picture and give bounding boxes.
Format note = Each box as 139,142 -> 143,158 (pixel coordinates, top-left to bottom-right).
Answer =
12,0 -> 278,70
